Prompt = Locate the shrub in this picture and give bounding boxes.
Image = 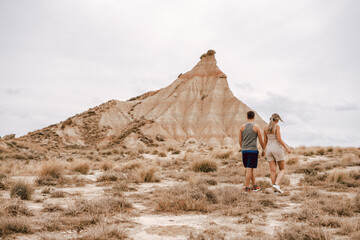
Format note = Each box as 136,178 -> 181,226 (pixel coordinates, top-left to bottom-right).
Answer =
214,149 -> 233,159
317,148 -> 325,155
172,150 -> 181,155
75,224 -> 128,240
257,180 -> 272,189
327,170 -> 349,184
50,190 -> 67,198
42,203 -> 64,212
101,160 -> 114,171
97,171 -> 120,182
158,152 -> 166,157
121,162 -> 141,172
276,224 -> 331,240
38,161 -> 63,179
341,153 -> 357,165
155,184 -> 213,212
138,167 -> 158,182
2,199 -> 32,216
10,180 -> 34,200
0,174 -> 8,190
37,161 -> 64,185
287,157 -> 299,165
72,162 -> 90,174
65,197 -> 131,216
192,159 -> 217,172
0,217 -> 33,236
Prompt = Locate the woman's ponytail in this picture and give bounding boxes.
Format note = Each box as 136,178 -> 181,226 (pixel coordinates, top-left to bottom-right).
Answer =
268,113 -> 283,133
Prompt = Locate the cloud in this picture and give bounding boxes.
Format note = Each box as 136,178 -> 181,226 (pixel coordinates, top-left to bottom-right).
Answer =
0,0 -> 359,146
5,88 -> 22,95
332,101 -> 359,111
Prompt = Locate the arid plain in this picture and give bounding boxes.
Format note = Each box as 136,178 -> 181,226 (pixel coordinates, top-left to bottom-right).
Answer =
0,140 -> 359,239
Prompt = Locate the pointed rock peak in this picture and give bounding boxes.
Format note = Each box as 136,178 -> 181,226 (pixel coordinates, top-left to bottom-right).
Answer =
200,49 -> 216,60
181,49 -> 226,78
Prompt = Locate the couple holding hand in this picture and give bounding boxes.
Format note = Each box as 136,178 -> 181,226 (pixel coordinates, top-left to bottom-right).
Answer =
239,111 -> 291,193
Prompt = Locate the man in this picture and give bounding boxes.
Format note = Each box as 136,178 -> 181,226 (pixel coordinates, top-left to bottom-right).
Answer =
239,111 -> 266,192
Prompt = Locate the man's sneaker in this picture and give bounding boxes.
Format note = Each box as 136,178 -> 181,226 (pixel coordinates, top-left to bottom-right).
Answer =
244,187 -> 251,192
273,184 -> 283,193
252,185 -> 261,192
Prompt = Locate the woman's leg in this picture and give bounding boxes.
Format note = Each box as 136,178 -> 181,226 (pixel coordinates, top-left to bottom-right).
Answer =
275,160 -> 286,185
268,161 -> 276,185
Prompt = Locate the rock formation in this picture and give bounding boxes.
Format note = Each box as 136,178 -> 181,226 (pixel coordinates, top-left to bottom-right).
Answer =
22,50 -> 267,148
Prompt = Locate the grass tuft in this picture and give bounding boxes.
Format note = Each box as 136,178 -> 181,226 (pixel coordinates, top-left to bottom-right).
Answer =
10,180 -> 34,200
192,158 -> 217,173
72,162 -> 90,174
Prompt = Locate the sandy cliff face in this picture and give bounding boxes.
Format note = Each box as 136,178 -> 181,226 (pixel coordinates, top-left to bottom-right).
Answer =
23,50 -> 266,148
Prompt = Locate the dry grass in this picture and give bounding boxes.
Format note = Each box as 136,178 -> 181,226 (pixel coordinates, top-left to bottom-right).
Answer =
72,161 -> 90,174
0,173 -> 8,190
337,219 -> 360,236
121,162 -> 142,172
191,158 -> 217,173
75,224 -> 128,240
213,149 -> 234,159
65,197 -> 131,216
158,152 -> 166,157
100,160 -> 114,171
276,224 -> 331,240
50,190 -> 67,198
37,161 -> 64,185
155,184 -> 278,215
155,184 -> 213,212
286,157 -> 299,165
1,199 -> 33,216
97,171 -> 121,182
10,180 -> 34,200
341,153 -> 358,166
42,203 -> 64,212
0,217 -> 33,236
137,167 -> 158,183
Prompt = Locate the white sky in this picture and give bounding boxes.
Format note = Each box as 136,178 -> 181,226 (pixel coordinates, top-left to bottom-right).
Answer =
0,0 -> 359,147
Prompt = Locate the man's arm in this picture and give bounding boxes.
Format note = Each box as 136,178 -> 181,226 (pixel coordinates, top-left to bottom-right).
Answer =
254,125 -> 266,150
239,125 -> 244,150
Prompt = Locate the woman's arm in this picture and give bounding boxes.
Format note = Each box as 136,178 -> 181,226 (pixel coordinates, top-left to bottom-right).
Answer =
264,128 -> 268,146
275,125 -> 291,153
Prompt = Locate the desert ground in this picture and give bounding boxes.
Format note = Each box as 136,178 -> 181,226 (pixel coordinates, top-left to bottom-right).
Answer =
0,139 -> 359,239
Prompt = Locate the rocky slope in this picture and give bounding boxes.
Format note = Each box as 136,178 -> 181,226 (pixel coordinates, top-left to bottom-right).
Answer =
21,50 -> 267,148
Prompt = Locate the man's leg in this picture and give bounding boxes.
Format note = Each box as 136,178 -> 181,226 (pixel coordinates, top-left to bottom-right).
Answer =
245,168 -> 252,188
251,168 -> 255,185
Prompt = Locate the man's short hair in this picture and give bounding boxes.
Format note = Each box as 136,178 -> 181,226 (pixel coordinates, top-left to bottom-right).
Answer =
247,111 -> 255,119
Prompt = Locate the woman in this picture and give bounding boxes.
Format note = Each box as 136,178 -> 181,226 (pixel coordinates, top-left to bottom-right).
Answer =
264,113 -> 291,193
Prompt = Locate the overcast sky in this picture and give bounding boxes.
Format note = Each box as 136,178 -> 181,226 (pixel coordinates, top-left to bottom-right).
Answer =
0,0 -> 359,147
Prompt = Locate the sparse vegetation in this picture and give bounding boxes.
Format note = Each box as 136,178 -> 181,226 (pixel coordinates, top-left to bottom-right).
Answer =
10,180 -> 34,200
0,143 -> 359,239
192,158 -> 217,172
37,161 -> 64,185
72,161 -> 90,174
137,167 -> 158,182
276,224 -> 331,240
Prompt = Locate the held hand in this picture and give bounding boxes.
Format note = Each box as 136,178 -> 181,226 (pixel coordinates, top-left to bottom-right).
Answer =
261,151 -> 265,157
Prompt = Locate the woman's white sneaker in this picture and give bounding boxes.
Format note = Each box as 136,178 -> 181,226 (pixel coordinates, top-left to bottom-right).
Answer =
273,184 -> 282,193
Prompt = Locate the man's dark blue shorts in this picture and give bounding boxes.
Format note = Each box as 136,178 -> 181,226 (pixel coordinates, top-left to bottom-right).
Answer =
242,150 -> 259,168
